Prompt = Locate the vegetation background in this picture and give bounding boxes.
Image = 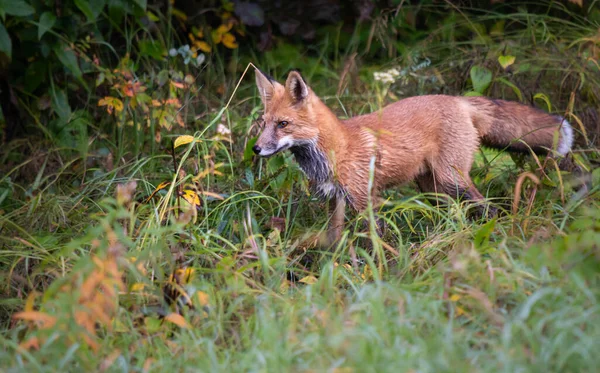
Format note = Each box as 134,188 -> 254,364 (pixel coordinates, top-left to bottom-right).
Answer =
0,0 -> 599,371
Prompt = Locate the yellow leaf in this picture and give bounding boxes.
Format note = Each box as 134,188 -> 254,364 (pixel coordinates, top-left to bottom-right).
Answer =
130,283 -> 146,292
164,313 -> 189,328
279,280 -> 290,293
298,275 -> 318,285
216,23 -> 233,34
146,11 -> 159,22
97,96 -> 124,114
450,294 -> 462,302
172,8 -> 187,21
170,267 -> 195,284
568,0 -> 582,6
24,291 -> 39,312
144,181 -> 171,203
497,55 -> 516,69
174,135 -> 196,149
222,33 -> 238,49
362,265 -> 372,280
195,41 -> 212,53
332,368 -> 354,373
180,189 -> 201,209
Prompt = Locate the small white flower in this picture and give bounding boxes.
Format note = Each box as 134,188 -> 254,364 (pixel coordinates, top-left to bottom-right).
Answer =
217,123 -> 231,136
169,48 -> 177,57
196,54 -> 205,65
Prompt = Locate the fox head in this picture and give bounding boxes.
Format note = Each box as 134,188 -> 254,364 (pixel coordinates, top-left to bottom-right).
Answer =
252,69 -> 320,157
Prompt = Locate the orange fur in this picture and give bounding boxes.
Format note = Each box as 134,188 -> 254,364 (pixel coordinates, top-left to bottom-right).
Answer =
253,69 -> 573,243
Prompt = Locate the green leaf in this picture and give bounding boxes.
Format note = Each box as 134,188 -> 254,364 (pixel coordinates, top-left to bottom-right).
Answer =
474,218 -> 496,252
74,0 -> 105,21
0,22 -> 11,59
470,66 -> 493,94
156,69 -> 169,86
53,43 -> 82,80
533,93 -> 552,112
498,55 -> 516,69
496,78 -> 523,102
244,137 -> 257,163
38,12 -> 56,40
0,0 -> 35,16
51,89 -> 71,119
138,39 -> 165,60
146,10 -> 159,21
107,0 -> 126,24
132,0 -> 147,10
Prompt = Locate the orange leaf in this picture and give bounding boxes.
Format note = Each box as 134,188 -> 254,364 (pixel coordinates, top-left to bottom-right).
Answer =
144,181 -> 171,203
197,291 -> 209,306
165,98 -> 182,106
79,272 -> 104,302
143,358 -> 155,373
164,313 -> 189,328
19,337 -> 40,351
13,311 -> 57,329
170,80 -> 185,89
99,349 -> 121,372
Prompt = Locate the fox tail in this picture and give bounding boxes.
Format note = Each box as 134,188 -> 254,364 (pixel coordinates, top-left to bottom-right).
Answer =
465,96 -> 573,156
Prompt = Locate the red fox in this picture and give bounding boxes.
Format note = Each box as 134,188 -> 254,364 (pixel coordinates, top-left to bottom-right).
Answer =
252,69 -> 574,243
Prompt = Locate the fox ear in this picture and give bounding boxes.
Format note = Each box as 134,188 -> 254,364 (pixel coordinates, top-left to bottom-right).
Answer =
255,68 -> 281,107
285,70 -> 309,103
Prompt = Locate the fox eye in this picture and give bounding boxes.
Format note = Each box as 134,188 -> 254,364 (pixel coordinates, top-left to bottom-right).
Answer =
277,121 -> 289,129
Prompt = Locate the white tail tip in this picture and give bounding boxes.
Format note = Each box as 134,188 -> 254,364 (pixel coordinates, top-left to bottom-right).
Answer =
558,119 -> 573,156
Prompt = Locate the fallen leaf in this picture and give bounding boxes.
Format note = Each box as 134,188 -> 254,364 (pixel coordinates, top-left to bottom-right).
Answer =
164,313 -> 189,328
298,275 -> 318,285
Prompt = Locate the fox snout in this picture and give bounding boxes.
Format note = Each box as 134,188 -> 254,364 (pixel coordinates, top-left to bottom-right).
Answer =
253,127 -> 295,157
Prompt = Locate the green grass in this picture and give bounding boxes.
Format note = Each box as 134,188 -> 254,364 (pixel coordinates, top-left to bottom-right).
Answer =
1,2 -> 600,372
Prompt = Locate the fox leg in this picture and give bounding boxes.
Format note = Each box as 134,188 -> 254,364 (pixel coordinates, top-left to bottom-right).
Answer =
416,171 -> 497,218
327,196 -> 346,245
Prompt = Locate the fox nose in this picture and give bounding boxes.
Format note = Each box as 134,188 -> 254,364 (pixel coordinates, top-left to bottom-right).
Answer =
252,144 -> 261,154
